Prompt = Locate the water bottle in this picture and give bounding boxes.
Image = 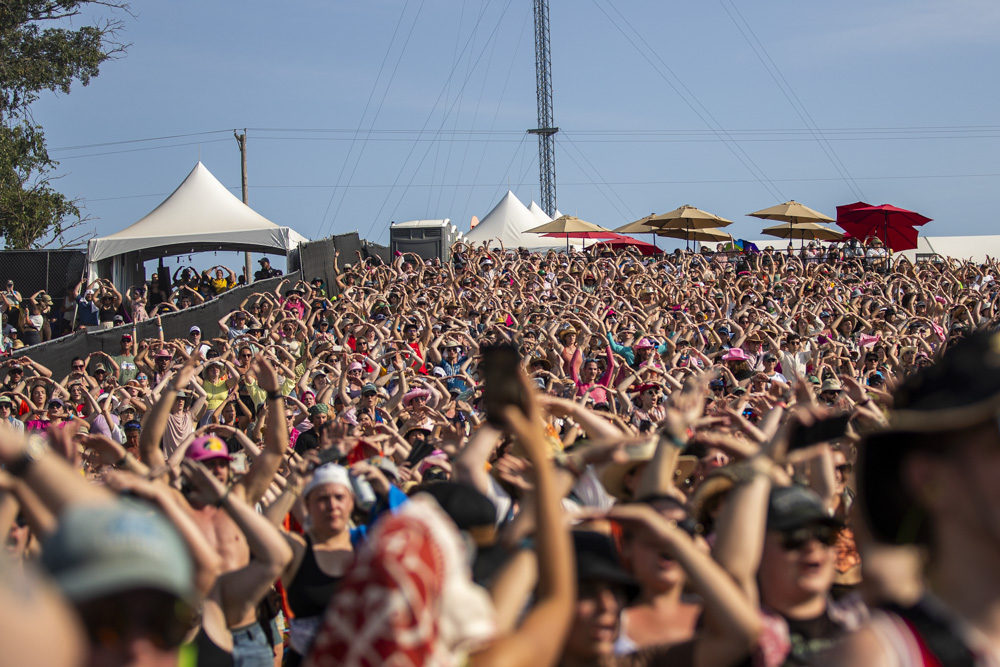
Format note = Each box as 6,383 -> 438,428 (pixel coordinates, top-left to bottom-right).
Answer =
349,471 -> 377,511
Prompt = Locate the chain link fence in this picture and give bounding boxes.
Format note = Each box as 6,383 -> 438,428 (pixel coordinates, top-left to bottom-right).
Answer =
0,249 -> 87,300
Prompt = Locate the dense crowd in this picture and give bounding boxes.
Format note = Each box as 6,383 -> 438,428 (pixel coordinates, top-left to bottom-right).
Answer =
3,240 -> 1000,667
0,257 -> 283,350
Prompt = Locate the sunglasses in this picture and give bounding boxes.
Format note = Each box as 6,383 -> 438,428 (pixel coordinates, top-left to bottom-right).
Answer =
72,365 -> 85,370
779,524 -> 838,551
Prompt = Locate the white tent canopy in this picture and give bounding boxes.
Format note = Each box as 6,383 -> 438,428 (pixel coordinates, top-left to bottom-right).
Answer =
527,201 -> 552,225
89,162 -> 306,263
464,191 -> 577,250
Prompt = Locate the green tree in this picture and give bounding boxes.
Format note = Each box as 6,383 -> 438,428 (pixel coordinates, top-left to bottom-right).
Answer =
0,1 -> 130,248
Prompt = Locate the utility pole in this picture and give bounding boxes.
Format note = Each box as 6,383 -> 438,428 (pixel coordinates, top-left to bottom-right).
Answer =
234,129 -> 252,284
528,0 -> 558,217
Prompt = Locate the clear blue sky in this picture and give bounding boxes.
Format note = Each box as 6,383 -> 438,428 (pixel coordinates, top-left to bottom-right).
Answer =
31,0 -> 1000,258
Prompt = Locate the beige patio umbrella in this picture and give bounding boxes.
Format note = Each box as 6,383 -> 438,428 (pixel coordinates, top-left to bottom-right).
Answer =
615,205 -> 732,234
656,227 -> 733,243
526,215 -> 614,251
614,214 -> 659,235
761,221 -> 844,241
748,200 -> 834,224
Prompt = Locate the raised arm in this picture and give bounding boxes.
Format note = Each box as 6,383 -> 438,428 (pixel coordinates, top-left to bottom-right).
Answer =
235,354 -> 288,505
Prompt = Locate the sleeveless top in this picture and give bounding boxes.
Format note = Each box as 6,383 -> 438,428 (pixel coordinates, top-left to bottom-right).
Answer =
191,626 -> 234,667
203,379 -> 229,412
286,535 -> 344,655
286,535 -> 343,618
867,597 -> 998,667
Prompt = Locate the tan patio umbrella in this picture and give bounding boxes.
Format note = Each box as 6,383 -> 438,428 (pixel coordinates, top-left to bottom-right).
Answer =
656,227 -> 733,243
748,200 -> 834,224
761,221 -> 844,241
526,215 -> 614,251
614,214 -> 659,235
615,205 -> 732,234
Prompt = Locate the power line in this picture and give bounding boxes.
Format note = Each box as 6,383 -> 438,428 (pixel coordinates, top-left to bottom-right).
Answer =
717,0 -> 865,201
592,0 -> 785,201
377,0 -> 518,241
319,0 -> 427,238
83,170 -> 1000,202
360,0 -> 504,242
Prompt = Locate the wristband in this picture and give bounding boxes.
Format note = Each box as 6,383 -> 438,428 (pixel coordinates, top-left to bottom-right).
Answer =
115,454 -> 129,469
266,390 -> 282,401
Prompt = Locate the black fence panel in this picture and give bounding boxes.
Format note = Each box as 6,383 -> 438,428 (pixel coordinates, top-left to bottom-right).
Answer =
0,249 -> 87,300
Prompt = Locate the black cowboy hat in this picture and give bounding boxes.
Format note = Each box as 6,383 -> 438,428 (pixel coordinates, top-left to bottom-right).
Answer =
860,329 -> 1000,545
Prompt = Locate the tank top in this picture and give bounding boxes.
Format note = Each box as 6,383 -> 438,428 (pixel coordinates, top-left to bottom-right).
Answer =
99,305 -> 117,323
191,626 -> 234,667
203,379 -> 229,412
286,535 -> 343,618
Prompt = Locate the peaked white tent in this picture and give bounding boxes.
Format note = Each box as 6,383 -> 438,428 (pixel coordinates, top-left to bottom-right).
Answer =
88,162 -> 307,289
464,191 -> 577,250
527,201 -> 552,225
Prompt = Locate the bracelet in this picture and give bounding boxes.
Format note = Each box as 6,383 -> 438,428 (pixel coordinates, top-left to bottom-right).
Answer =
857,398 -> 871,406
115,454 -> 129,468
659,430 -> 687,450
214,486 -> 232,508
266,390 -> 282,401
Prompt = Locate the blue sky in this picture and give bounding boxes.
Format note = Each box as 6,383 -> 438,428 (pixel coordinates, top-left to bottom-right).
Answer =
31,0 -> 1000,260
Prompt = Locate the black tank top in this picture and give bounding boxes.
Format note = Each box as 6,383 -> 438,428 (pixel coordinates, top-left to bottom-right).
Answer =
286,535 -> 343,618
192,627 -> 234,667
98,305 -> 117,322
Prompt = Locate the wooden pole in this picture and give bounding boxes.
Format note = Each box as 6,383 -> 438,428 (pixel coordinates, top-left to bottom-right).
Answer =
235,129 -> 252,284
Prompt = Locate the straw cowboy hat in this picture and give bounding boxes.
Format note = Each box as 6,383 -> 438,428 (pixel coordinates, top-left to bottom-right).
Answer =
600,437 -> 698,500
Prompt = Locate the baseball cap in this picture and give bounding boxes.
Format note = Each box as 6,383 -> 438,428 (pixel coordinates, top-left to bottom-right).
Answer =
189,326 -> 201,334
767,485 -> 841,533
185,435 -> 233,462
348,361 -> 364,372
41,502 -> 194,604
361,383 -> 378,396
309,403 -> 330,416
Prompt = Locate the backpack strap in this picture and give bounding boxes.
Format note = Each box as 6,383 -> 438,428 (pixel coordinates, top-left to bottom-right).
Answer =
884,600 -> 977,667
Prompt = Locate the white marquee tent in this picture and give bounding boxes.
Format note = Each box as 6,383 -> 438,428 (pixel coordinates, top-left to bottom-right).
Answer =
528,201 -> 551,225
464,191 -> 576,250
88,162 -> 307,290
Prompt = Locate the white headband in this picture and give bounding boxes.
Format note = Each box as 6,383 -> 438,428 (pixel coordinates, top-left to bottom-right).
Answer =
302,463 -> 353,498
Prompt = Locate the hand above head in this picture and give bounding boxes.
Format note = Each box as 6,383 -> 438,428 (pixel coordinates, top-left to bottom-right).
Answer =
180,459 -> 227,503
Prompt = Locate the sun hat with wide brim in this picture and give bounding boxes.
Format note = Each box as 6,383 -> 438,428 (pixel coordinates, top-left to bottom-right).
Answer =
859,329 -> 1000,545
600,437 -> 698,500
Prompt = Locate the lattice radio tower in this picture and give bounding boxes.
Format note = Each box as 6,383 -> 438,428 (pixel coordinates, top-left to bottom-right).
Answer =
528,0 -> 558,217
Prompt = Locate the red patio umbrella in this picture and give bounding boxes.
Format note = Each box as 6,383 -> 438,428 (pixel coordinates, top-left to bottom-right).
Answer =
841,225 -> 919,251
588,233 -> 663,256
836,202 -> 931,251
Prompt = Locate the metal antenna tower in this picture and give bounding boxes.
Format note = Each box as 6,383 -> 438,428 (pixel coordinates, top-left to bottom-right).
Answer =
528,0 -> 558,217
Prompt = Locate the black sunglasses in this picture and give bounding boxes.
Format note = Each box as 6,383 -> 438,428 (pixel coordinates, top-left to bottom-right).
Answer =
779,524 -> 838,551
